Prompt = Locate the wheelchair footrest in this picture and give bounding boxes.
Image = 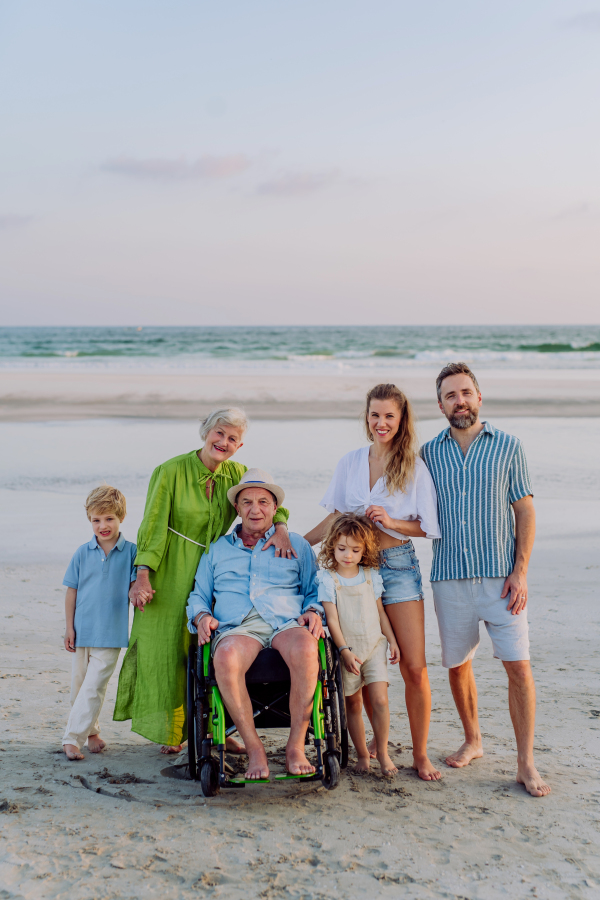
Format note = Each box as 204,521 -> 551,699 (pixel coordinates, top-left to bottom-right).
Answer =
228,777 -> 270,784
274,773 -> 315,781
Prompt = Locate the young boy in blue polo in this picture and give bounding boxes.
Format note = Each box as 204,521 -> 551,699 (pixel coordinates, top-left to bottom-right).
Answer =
62,485 -> 143,760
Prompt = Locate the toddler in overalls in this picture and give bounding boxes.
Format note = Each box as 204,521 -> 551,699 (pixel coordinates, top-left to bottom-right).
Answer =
318,513 -> 400,775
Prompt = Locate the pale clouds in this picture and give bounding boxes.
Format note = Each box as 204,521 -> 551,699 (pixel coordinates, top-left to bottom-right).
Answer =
101,154 -> 251,180
257,169 -> 340,197
0,214 -> 33,230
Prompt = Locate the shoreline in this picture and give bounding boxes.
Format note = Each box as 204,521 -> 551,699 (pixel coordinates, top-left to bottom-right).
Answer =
2,370 -> 600,420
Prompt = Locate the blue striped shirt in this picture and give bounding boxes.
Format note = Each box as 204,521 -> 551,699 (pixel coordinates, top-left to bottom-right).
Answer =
420,422 -> 533,582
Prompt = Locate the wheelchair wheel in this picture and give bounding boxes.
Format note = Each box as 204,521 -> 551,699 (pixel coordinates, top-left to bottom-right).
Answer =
187,645 -> 197,781
322,751 -> 340,790
200,758 -> 220,797
325,639 -> 349,769
334,653 -> 349,769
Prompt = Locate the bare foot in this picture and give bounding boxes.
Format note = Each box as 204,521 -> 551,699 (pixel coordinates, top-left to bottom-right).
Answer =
226,736 -> 246,755
286,746 -> 315,775
160,744 -> 183,755
87,734 -> 106,753
353,755 -> 371,774
63,743 -> 84,761
245,747 -> 270,780
445,741 -> 483,768
367,737 -> 377,759
413,755 -> 442,781
517,763 -> 551,797
377,752 -> 397,776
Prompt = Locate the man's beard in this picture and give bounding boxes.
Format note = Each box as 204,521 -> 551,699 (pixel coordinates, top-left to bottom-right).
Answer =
448,405 -> 479,429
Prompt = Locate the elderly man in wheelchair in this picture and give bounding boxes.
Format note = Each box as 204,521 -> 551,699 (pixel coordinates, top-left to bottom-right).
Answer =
186,468 -> 326,782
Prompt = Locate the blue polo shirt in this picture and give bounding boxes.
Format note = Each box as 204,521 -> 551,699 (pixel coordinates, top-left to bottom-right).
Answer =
63,534 -> 137,648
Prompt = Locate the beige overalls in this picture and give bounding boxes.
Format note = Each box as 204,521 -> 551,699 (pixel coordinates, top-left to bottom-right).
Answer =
331,568 -> 389,696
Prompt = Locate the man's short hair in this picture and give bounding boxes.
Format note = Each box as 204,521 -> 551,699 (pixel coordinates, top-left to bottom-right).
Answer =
436,362 -> 480,402
85,485 -> 127,521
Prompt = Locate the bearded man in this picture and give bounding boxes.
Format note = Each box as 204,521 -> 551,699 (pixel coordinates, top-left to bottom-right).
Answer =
420,362 -> 550,797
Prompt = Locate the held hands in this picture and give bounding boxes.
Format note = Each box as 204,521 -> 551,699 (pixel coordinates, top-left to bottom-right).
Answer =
388,643 -> 401,665
501,571 -> 528,615
365,505 -> 393,531
130,573 -> 156,611
263,523 -> 298,559
64,628 -> 76,653
297,611 -> 325,639
196,615 -> 219,645
341,648 -> 363,675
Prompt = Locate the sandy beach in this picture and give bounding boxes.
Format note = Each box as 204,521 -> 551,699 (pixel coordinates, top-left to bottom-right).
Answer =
1,410 -> 599,898
2,367 -> 600,421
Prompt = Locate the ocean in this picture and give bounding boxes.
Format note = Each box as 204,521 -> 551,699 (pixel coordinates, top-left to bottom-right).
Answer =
1,324 -> 600,374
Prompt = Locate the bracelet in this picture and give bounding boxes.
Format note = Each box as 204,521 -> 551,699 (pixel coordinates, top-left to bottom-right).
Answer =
194,612 -> 211,628
338,645 -> 352,653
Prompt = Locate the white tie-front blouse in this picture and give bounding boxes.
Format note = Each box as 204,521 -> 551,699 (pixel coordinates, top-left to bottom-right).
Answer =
320,446 -> 441,541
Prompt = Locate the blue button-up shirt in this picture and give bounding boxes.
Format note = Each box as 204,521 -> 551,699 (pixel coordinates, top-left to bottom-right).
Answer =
63,534 -> 137,648
420,422 -> 533,582
186,525 -> 322,637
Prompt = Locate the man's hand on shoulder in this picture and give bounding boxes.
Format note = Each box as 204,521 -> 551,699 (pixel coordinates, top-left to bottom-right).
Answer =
298,610 -> 325,639
263,523 -> 298,559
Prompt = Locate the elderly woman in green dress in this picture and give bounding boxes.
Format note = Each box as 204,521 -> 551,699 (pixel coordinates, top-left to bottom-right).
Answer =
114,407 -> 293,753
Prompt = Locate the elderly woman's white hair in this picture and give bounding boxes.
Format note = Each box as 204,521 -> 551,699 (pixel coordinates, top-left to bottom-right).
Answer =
199,407 -> 249,441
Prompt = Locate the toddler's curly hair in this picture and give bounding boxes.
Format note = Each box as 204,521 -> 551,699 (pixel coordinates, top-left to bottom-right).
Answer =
85,485 -> 127,521
318,512 -> 380,571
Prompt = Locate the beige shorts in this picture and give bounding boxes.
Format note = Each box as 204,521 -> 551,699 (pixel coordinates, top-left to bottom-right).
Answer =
342,637 -> 389,696
212,607 -> 303,655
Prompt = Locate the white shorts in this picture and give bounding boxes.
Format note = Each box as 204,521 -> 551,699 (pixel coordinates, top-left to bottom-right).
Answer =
431,577 -> 530,669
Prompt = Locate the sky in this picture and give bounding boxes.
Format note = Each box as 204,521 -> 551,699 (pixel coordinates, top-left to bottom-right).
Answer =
1,1 -> 599,326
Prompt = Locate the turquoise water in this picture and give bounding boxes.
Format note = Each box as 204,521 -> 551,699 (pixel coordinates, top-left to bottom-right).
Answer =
1,325 -> 599,371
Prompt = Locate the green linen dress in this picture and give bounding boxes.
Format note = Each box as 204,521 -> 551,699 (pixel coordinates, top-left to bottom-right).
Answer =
113,449 -> 289,746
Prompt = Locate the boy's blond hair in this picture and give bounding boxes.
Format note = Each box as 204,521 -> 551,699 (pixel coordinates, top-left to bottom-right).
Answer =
85,485 -> 127,521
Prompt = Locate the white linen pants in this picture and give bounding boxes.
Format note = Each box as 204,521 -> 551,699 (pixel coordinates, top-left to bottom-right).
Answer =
62,647 -> 121,749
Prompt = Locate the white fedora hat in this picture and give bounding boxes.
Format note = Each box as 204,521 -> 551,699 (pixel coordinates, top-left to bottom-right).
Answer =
227,468 -> 285,508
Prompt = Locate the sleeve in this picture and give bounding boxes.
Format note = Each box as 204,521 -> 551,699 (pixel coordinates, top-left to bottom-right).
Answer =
371,568 -> 384,600
508,441 -> 533,503
298,543 -> 324,616
129,544 -> 137,583
63,549 -> 80,589
134,465 -> 173,570
319,455 -> 349,514
316,570 -> 336,606
273,505 -> 290,526
415,459 -> 442,540
186,548 -> 216,633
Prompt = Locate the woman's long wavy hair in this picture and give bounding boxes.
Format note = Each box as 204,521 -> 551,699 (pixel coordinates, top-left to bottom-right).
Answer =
318,513 -> 380,571
364,383 -> 418,495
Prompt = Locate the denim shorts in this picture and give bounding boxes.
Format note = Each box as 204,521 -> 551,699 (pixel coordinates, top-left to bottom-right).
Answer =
379,542 -> 424,605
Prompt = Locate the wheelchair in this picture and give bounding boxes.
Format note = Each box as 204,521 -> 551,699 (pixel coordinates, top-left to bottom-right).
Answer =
187,635 -> 349,796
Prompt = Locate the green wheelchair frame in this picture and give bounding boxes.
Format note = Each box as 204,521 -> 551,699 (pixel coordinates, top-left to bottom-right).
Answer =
187,635 -> 348,796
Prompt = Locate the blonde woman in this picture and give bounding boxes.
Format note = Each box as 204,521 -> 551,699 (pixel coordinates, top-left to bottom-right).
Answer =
114,408 -> 293,753
305,383 -> 442,780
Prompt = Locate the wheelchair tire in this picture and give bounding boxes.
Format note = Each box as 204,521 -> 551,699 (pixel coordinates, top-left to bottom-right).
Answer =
322,751 -> 340,790
187,645 -> 197,781
200,758 -> 220,797
334,657 -> 349,769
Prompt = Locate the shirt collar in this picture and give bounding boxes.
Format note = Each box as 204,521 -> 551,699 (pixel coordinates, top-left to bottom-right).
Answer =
438,420 -> 494,442
231,523 -> 276,548
88,533 -> 125,552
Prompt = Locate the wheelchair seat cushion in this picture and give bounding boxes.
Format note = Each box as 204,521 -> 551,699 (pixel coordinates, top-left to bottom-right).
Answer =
245,648 -> 291,684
